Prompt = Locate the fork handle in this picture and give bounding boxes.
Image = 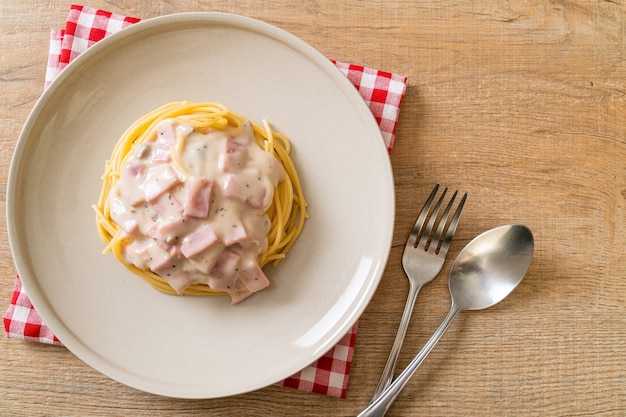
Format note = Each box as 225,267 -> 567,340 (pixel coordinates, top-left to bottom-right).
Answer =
359,305 -> 463,417
370,281 -> 422,401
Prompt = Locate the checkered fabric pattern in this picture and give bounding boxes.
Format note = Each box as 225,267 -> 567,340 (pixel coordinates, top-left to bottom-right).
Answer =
4,5 -> 407,399
4,277 -> 61,345
277,322 -> 358,397
332,61 -> 407,152
44,29 -> 63,89
59,5 -> 140,67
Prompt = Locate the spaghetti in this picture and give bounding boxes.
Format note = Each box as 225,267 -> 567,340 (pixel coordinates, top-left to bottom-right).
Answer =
93,101 -> 308,302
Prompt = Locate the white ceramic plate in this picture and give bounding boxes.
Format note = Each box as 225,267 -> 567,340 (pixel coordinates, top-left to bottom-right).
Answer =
7,13 -> 394,398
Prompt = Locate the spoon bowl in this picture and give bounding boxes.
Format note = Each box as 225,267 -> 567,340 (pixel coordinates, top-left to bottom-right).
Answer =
450,224 -> 534,311
358,224 -> 534,417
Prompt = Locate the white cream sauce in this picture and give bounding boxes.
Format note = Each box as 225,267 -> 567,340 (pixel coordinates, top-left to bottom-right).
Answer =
109,119 -> 284,303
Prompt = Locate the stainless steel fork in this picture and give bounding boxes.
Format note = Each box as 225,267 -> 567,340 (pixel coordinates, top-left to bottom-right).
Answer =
371,184 -> 467,402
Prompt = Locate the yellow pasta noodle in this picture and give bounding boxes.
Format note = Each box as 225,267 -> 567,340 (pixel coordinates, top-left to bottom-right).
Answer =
93,101 -> 308,298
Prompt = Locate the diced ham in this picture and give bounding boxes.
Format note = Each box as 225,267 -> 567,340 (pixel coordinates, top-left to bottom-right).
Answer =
207,251 -> 240,292
145,217 -> 189,253
207,275 -> 229,293
229,289 -> 254,304
225,122 -> 253,153
147,243 -> 175,271
187,244 -> 222,274
225,139 -> 242,153
222,218 -> 248,246
181,224 -> 219,258
117,162 -> 147,205
218,148 -> 247,173
143,165 -> 180,202
144,222 -> 158,238
206,252 -> 268,302
152,192 -> 183,220
218,138 -> 248,173
218,122 -> 253,173
230,122 -> 253,148
152,119 -> 177,162
123,241 -> 151,270
183,176 -> 213,218
145,240 -> 188,293
238,213 -> 270,252
238,260 -> 270,293
125,162 -> 145,178
109,197 -> 138,234
207,276 -> 237,294
221,169 -> 269,210
123,239 -> 172,272
156,219 -> 186,242
153,263 -> 191,294
213,251 -> 240,277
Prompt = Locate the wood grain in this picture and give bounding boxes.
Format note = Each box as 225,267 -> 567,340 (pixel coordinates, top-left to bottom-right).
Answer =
1,0 -> 625,416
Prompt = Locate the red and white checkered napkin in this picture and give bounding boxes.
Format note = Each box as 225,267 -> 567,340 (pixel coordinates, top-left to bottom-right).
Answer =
3,5 -> 407,399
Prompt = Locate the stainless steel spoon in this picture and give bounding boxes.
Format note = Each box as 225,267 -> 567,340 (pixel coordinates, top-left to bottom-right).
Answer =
358,224 -> 534,417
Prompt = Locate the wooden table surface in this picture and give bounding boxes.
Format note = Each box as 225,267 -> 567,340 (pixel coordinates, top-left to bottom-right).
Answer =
1,1 -> 625,416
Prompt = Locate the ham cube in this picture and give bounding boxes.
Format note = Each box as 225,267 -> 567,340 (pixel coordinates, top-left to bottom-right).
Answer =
224,122 -> 253,154
187,245 -> 222,274
123,239 -> 172,272
183,176 -> 213,218
207,275 -> 230,293
207,251 -> 241,292
221,174 -> 239,198
153,263 -> 191,294
117,162 -> 147,205
123,240 -> 152,270
218,124 -> 252,172
207,275 -> 236,293
152,119 -> 177,162
109,197 -> 138,234
238,261 -> 270,293
221,169 -> 268,210
152,192 -> 183,220
229,289 -> 254,304
229,122 -> 253,148
146,218 -> 188,252
225,136 -> 245,153
213,251 -> 240,277
218,149 -> 247,173
143,165 -> 179,202
125,162 -> 145,178
181,224 -> 219,258
223,218 -> 248,246
145,222 -> 159,240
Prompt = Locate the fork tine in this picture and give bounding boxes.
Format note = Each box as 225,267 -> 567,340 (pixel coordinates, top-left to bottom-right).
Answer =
437,191 -> 467,255
428,190 -> 458,254
406,184 -> 440,248
417,187 -> 448,250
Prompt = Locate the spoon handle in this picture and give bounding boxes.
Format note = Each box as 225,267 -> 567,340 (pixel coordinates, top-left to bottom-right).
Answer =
358,305 -> 462,417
